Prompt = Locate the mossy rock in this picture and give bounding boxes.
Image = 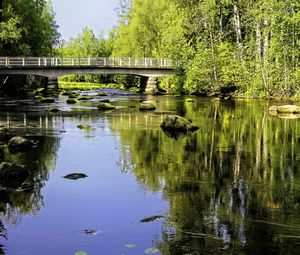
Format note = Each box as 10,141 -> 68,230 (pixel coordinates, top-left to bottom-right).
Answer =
78,96 -> 93,101
139,103 -> 156,111
34,88 -> 45,95
40,97 -> 55,103
66,98 -> 77,104
48,107 -> 60,113
97,92 -> 108,96
77,124 -> 95,130
34,95 -> 43,100
61,91 -> 72,96
97,103 -> 116,111
277,105 -> 300,113
161,115 -> 199,132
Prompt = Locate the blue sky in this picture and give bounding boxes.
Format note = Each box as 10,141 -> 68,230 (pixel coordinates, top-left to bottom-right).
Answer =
51,0 -> 120,40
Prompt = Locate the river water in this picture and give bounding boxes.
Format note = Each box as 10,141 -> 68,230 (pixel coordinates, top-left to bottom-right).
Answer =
0,92 -> 300,255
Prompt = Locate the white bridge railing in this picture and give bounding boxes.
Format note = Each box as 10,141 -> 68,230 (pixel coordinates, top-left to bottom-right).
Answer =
0,57 -> 176,69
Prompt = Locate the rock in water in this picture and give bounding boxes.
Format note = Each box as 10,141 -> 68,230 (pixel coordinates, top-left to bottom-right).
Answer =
63,173 -> 88,180
139,103 -> 156,111
77,124 -> 95,130
0,162 -> 29,188
7,136 -> 36,154
66,98 -> 77,104
97,103 -> 116,111
161,115 -> 199,132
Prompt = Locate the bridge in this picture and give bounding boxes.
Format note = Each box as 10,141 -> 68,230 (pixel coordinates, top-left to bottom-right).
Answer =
0,57 -> 177,93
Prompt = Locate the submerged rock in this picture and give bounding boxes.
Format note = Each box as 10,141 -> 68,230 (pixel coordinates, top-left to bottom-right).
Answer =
0,162 -> 29,188
63,173 -> 88,180
140,215 -> 164,223
83,229 -> 100,236
139,103 -> 156,111
8,136 -> 36,154
97,102 -> 116,111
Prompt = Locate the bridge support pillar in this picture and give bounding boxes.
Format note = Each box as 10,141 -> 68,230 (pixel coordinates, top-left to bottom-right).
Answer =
145,76 -> 158,94
44,77 -> 58,94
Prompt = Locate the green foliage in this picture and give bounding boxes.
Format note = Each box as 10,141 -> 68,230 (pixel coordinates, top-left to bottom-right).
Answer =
112,0 -> 300,95
0,0 -> 59,56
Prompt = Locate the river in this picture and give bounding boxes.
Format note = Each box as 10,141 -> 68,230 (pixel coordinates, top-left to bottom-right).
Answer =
0,91 -> 299,255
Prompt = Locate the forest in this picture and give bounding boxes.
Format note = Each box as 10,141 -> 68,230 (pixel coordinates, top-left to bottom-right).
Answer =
1,0 -> 300,97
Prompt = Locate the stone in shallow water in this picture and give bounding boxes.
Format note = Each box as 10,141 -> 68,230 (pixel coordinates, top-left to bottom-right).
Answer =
63,173 -> 88,180
161,115 -> 198,132
83,229 -> 100,236
40,97 -> 55,103
77,124 -> 95,130
97,103 -> 116,110
66,98 -> 77,104
140,215 -> 164,223
48,107 -> 60,113
139,103 -> 156,111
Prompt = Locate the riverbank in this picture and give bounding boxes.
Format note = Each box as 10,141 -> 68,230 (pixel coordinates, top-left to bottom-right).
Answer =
57,81 -> 300,102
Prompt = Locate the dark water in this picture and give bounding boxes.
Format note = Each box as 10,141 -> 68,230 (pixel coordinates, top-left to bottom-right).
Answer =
0,92 -> 300,255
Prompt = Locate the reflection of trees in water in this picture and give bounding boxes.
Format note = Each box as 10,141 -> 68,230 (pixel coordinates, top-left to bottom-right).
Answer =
0,220 -> 6,255
112,99 -> 300,254
0,114 -> 61,254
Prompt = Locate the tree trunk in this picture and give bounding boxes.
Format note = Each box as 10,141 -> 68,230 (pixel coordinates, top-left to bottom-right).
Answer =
232,0 -> 243,58
262,18 -> 269,91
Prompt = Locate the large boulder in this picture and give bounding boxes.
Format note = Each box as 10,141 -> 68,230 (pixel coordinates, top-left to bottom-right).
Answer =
7,136 -> 36,154
161,115 -> 199,135
0,162 -> 29,188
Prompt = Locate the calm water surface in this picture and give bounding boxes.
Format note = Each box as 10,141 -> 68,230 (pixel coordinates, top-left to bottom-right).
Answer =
0,92 -> 300,255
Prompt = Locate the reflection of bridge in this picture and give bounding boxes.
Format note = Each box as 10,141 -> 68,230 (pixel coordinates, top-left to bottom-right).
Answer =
0,57 -> 178,93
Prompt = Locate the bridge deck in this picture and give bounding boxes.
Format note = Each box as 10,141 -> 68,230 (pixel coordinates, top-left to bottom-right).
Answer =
0,57 -> 176,70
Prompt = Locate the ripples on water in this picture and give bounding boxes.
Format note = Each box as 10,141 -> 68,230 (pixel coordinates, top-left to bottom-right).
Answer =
0,92 -> 300,254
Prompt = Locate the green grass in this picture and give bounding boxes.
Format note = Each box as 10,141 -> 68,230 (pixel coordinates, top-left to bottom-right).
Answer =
59,81 -> 123,90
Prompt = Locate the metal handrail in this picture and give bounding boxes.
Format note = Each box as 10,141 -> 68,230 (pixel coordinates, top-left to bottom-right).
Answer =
0,57 -> 176,69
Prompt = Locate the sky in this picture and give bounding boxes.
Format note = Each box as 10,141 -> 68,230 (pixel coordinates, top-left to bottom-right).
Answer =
51,0 -> 120,40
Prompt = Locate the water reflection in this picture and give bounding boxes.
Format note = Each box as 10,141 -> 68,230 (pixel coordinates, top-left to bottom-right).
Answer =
0,112 -> 61,254
112,97 -> 300,254
0,95 -> 300,254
